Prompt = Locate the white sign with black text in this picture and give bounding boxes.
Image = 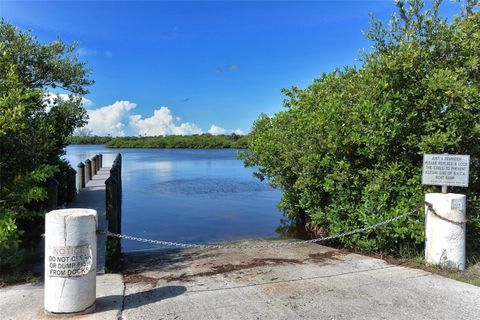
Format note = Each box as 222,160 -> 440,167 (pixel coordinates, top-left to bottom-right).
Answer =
422,154 -> 470,187
48,244 -> 93,278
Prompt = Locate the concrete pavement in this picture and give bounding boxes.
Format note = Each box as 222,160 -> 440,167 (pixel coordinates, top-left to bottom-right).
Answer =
121,242 -> 480,320
0,274 -> 123,320
1,241 -> 480,319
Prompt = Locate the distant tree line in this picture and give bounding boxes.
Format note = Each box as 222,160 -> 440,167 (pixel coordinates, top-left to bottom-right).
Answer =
67,135 -> 112,145
68,134 -> 249,149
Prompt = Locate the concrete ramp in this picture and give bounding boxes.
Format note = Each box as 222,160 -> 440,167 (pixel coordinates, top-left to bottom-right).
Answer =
121,242 -> 480,320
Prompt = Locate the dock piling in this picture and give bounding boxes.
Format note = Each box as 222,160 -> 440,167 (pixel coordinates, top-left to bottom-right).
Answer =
77,162 -> 85,189
85,159 -> 92,182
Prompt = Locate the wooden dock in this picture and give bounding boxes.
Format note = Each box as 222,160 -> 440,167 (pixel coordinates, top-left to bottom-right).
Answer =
67,166 -> 111,274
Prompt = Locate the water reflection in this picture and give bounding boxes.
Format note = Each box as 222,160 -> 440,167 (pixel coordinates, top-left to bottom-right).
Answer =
275,217 -> 310,240
65,145 -> 292,251
152,178 -> 273,195
138,161 -> 173,172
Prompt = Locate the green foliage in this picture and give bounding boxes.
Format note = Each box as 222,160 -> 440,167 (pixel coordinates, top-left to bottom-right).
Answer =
242,0 -> 480,254
0,21 -> 91,271
67,135 -> 113,145
106,134 -> 248,149
0,19 -> 93,95
67,134 -> 249,149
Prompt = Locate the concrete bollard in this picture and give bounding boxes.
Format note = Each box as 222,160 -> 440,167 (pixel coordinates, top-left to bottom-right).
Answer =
425,193 -> 466,270
78,162 -> 85,190
85,159 -> 92,182
44,208 -> 97,315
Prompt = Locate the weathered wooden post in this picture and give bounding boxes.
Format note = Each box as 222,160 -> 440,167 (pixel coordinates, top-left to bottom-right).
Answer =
85,159 -> 92,182
46,178 -> 59,211
116,161 -> 122,234
422,154 -> 470,270
99,154 -> 103,168
115,153 -> 122,197
90,156 -> 97,175
118,155 -> 122,226
78,162 -> 85,190
105,176 -> 119,234
95,155 -> 100,172
44,208 -> 97,315
105,175 -> 121,259
110,166 -> 120,207
67,167 -> 77,203
92,155 -> 98,176
113,161 -> 121,193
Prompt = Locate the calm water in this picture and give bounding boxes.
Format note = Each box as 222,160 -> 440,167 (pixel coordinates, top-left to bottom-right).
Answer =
64,145 -> 287,251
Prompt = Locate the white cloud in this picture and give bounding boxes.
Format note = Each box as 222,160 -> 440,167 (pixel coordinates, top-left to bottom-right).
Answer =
86,100 -> 137,136
129,107 -> 203,136
58,94 -> 94,108
215,64 -> 239,73
77,47 -> 97,56
43,93 -> 94,110
77,47 -> 113,58
208,125 -> 244,135
81,100 -> 245,137
81,97 -> 94,108
159,26 -> 179,40
208,125 -> 226,135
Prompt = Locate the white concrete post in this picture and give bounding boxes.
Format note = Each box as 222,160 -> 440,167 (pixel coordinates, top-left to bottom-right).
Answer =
44,208 -> 98,315
425,193 -> 466,270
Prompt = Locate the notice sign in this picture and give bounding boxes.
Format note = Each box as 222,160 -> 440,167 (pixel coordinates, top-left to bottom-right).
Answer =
422,154 -> 470,187
48,244 -> 93,277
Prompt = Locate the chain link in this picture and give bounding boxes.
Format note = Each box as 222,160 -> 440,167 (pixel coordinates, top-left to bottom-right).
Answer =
107,204 -> 423,250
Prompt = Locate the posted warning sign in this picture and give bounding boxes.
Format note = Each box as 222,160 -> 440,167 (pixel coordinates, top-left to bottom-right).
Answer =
48,244 -> 93,277
422,154 -> 470,187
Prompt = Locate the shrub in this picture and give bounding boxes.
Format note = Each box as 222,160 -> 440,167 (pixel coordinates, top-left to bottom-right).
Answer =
242,0 -> 480,254
0,21 -> 91,271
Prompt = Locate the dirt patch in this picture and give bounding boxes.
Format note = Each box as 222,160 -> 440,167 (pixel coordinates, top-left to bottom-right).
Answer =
308,250 -> 344,263
161,272 -> 195,283
121,249 -> 215,274
161,257 -> 303,282
124,273 -> 158,287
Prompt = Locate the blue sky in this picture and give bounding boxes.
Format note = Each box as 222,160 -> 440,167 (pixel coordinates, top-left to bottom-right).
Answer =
1,1 -> 461,136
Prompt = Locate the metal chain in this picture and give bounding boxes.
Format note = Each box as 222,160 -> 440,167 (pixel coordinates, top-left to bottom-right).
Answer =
426,204 -> 467,225
106,204 -> 424,250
